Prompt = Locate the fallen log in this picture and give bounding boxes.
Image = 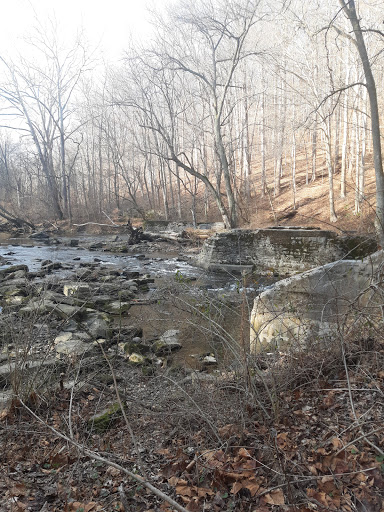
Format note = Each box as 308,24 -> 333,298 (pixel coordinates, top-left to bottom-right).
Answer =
0,205 -> 35,230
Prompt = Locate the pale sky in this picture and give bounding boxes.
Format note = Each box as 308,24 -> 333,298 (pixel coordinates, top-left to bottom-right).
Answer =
0,0 -> 167,62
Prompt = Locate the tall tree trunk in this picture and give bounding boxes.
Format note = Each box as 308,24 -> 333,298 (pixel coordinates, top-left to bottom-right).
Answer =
355,88 -> 367,214
333,104 -> 341,173
274,74 -> 286,196
311,119 -> 317,183
260,88 -> 267,197
98,124 -> 104,216
354,97 -> 361,214
159,160 -> 169,220
175,163 -> 182,220
340,55 -> 350,198
242,82 -> 251,206
291,129 -> 297,211
325,118 -> 338,222
143,161 -> 153,212
339,0 -> 384,244
214,114 -> 237,228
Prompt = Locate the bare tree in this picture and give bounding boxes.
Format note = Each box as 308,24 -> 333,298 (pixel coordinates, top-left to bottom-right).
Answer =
115,0 -> 264,228
0,23 -> 91,221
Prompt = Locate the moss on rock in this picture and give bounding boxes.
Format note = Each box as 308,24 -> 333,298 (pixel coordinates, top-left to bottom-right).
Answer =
88,402 -> 123,433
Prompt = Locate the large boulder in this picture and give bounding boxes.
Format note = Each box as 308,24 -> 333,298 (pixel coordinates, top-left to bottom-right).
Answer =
0,265 -> 29,278
80,312 -> 111,339
54,331 -> 92,344
3,295 -> 29,306
0,281 -> 30,305
103,301 -> 131,315
19,298 -> 57,316
88,402 -> 123,433
63,283 -> 91,298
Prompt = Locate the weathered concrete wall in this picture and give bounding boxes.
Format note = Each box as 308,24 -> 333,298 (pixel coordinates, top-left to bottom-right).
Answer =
196,227 -> 377,275
250,250 -> 384,352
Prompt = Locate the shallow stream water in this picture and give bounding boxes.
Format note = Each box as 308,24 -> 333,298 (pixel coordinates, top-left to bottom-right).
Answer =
0,235 -> 271,367
0,235 -> 243,290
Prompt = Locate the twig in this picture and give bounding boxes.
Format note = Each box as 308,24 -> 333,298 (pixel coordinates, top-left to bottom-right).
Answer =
162,375 -> 223,444
199,446 -> 379,480
68,363 -> 82,440
102,211 -> 119,226
118,483 -> 130,511
341,340 -> 384,457
317,388 -> 382,392
97,341 -> 148,479
255,466 -> 379,499
335,426 -> 384,457
72,222 -> 122,228
19,399 -> 189,512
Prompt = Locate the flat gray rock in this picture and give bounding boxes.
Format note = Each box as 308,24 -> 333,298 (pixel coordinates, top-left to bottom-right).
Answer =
153,329 -> 181,355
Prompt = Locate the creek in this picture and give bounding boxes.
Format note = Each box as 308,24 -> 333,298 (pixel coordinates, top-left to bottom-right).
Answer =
0,235 -> 272,368
0,235 -> 234,286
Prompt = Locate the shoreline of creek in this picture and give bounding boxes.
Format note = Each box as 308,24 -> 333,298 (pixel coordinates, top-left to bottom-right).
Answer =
0,230 -> 274,407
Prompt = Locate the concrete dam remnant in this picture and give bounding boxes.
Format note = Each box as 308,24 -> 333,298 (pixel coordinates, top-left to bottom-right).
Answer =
195,227 -> 377,276
250,250 -> 384,352
195,227 -> 379,353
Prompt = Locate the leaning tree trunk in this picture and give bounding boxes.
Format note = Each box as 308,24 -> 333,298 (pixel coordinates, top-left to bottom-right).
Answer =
0,205 -> 35,230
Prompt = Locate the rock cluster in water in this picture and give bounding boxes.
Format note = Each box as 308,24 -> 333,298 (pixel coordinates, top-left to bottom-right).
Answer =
0,239 -> 191,404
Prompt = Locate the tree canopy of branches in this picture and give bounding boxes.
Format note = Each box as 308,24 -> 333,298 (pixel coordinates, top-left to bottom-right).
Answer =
0,0 -> 383,238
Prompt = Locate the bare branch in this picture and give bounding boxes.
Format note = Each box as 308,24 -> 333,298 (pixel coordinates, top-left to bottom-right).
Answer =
19,399 -> 189,512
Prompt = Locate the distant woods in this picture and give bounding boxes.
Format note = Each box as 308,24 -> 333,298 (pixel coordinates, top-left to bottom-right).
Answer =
0,0 -> 383,234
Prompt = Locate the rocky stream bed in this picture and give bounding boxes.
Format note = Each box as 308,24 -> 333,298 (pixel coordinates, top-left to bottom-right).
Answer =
1,229 -> 383,512
0,229 -> 268,409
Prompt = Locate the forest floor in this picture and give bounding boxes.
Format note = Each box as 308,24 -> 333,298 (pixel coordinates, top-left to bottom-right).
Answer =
1,335 -> 383,512
238,153 -> 378,238
68,157 -> 378,236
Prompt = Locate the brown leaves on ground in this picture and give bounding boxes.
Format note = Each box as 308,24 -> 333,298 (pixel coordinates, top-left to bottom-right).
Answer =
1,362 -> 383,511
64,503 -> 99,512
263,489 -> 285,506
160,372 -> 384,511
